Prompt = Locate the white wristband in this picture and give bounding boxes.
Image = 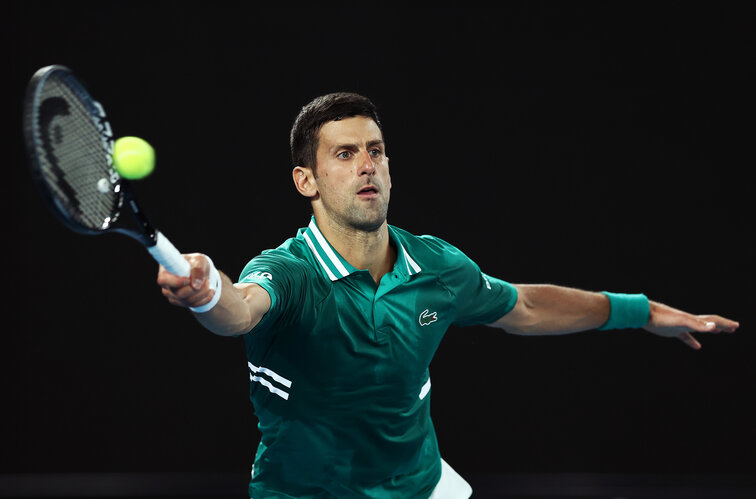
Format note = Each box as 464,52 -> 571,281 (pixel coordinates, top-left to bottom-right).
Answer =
189,258 -> 222,313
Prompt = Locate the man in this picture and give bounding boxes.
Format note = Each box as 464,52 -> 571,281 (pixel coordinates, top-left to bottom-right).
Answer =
157,93 -> 739,498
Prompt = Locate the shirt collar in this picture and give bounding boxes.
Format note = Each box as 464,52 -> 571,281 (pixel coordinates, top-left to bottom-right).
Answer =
301,216 -> 422,282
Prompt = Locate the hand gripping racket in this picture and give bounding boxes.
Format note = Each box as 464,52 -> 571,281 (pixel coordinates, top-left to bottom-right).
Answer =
22,65 -> 192,279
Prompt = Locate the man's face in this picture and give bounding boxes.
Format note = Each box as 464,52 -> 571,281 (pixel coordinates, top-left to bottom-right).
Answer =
311,116 -> 391,232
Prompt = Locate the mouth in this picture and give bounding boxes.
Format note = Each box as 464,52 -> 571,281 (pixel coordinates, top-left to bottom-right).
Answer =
356,185 -> 379,199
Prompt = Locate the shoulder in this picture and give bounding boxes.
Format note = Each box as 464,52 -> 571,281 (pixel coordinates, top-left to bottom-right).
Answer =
389,225 -> 474,270
238,233 -> 316,283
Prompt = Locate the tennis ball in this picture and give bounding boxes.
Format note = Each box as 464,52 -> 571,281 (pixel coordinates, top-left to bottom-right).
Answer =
113,136 -> 155,180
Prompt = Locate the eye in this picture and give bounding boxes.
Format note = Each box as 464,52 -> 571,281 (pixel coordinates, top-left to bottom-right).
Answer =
336,151 -> 353,160
369,148 -> 383,158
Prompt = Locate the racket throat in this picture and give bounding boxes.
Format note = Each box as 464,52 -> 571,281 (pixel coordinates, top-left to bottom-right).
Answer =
113,186 -> 159,246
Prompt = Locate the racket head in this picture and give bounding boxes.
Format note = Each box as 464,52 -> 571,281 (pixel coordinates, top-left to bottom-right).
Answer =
23,65 -> 125,236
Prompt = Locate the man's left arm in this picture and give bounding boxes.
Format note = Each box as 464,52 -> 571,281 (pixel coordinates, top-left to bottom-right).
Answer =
489,284 -> 739,349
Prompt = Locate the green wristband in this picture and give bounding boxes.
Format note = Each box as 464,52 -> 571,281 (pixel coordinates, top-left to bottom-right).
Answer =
597,292 -> 650,331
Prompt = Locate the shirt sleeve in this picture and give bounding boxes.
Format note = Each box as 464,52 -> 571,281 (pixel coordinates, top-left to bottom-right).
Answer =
434,241 -> 518,327
237,250 -> 310,334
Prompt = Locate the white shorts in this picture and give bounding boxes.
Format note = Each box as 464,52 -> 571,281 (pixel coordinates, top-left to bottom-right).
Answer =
428,459 -> 473,499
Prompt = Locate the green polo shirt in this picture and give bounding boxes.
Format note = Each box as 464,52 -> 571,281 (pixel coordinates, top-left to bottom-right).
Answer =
238,217 -> 517,498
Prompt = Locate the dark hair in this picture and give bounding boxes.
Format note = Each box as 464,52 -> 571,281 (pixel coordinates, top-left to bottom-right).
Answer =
290,92 -> 382,169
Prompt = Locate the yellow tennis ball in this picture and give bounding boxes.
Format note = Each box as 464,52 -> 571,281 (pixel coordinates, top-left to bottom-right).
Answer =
113,136 -> 155,180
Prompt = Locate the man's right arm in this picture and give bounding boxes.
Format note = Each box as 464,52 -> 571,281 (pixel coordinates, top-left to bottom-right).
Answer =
157,253 -> 271,336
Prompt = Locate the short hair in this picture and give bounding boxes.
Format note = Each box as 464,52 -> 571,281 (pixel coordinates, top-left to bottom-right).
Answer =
290,92 -> 382,170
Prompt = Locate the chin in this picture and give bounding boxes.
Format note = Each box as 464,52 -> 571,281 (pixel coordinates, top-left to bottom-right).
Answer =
351,207 -> 389,232
353,217 -> 386,233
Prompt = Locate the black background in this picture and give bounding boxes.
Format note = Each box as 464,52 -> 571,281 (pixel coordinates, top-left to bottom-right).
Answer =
4,2 -> 754,481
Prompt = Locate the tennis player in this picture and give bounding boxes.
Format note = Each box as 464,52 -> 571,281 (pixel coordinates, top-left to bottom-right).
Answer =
157,93 -> 739,498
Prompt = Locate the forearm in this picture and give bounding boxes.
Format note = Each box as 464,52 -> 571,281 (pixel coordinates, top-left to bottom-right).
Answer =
491,284 -> 610,335
193,273 -> 271,336
490,283 -> 738,348
157,254 -> 271,337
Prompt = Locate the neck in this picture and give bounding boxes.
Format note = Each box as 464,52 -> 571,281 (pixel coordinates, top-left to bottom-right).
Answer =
315,215 -> 396,284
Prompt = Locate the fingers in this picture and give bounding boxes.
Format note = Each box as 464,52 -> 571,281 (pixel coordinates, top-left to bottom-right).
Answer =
156,265 -> 190,289
190,260 -> 209,290
645,301 -> 739,350
161,282 -> 215,308
698,315 -> 740,333
674,314 -> 739,350
157,253 -> 214,309
685,316 -> 719,333
685,315 -> 740,334
678,332 -> 702,350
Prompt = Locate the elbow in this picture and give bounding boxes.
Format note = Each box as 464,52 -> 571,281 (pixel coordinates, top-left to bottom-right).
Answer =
212,323 -> 252,337
490,286 -> 540,335
195,306 -> 256,337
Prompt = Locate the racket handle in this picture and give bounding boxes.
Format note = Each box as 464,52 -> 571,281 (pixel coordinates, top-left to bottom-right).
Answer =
147,231 -> 191,277
148,231 -> 222,313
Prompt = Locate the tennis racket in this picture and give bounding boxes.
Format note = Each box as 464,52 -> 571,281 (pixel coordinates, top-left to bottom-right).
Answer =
23,64 -> 191,278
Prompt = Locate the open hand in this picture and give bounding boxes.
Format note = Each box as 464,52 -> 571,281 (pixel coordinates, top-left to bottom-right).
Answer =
643,301 -> 739,350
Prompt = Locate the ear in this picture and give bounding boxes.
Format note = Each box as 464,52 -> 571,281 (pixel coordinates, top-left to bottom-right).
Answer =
292,166 -> 318,198
386,156 -> 391,190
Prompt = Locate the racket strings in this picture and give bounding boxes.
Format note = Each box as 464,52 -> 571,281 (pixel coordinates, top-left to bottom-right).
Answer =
33,76 -> 121,231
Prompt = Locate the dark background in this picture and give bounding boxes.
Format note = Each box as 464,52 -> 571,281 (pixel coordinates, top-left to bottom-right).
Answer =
4,1 -> 754,491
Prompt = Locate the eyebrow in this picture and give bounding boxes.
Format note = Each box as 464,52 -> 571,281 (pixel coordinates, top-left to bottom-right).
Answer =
330,139 -> 385,153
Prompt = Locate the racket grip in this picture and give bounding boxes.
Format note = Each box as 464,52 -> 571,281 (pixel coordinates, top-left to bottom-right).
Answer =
148,231 -> 222,313
148,231 -> 191,277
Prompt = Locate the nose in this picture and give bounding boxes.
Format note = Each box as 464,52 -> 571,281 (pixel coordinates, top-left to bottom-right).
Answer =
359,150 -> 375,176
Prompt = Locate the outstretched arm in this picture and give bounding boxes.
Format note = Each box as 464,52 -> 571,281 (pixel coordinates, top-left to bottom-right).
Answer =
489,284 -> 739,349
157,253 -> 271,336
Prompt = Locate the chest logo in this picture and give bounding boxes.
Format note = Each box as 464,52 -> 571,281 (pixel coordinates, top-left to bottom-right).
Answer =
419,309 -> 438,326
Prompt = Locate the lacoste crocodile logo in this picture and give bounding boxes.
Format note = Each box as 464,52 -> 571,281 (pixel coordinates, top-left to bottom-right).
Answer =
419,309 -> 438,326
